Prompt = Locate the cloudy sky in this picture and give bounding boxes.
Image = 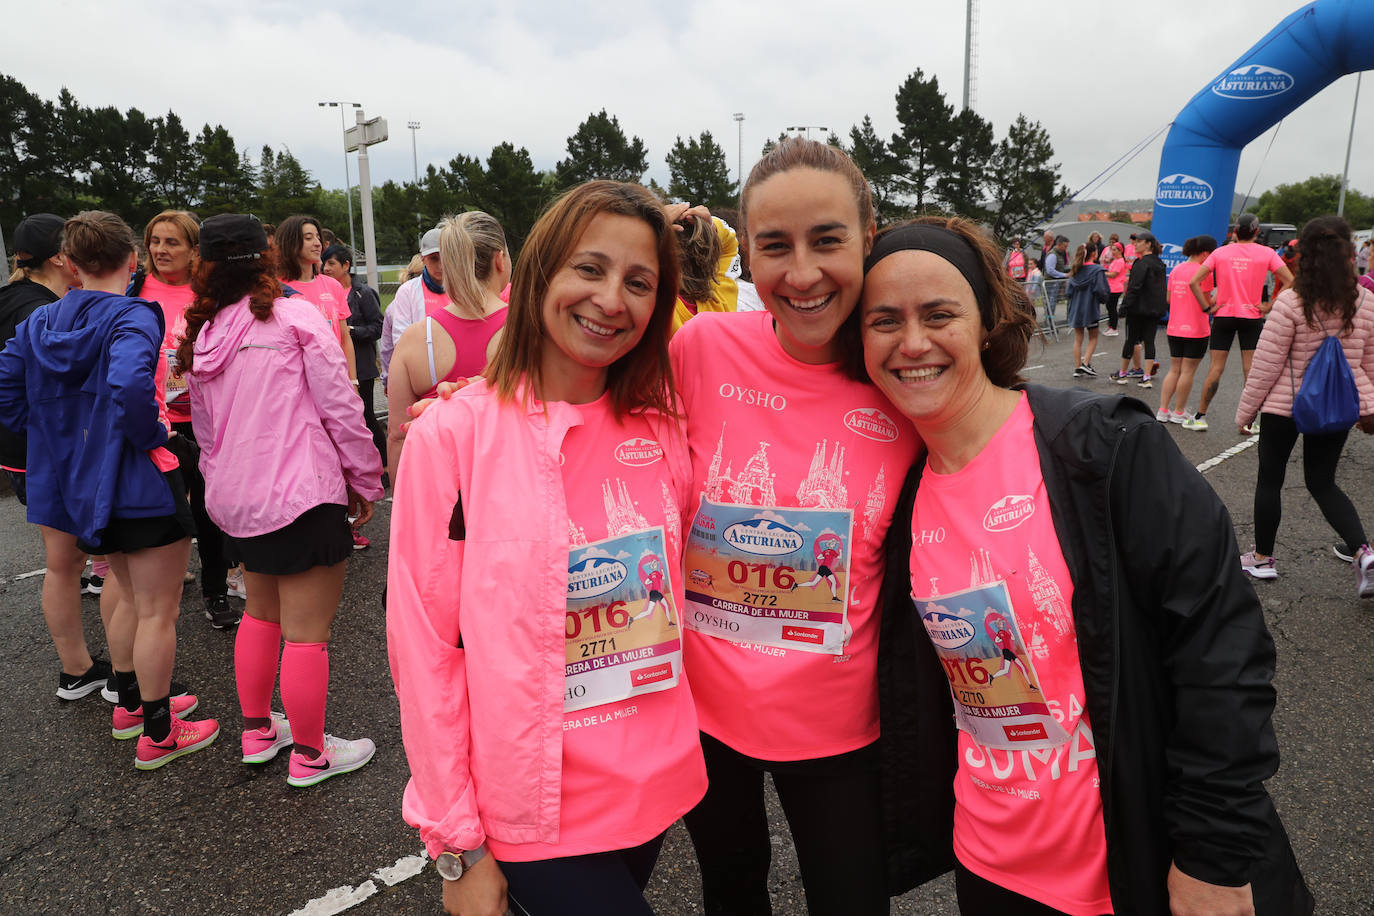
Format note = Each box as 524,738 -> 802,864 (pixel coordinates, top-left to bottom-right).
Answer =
7,0 -> 1369,209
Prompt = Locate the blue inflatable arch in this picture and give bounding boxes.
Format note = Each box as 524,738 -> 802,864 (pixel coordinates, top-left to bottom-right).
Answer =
1152,0 -> 1374,267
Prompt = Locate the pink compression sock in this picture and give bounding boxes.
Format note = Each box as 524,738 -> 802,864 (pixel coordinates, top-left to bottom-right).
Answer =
235,614 -> 282,720
92,558 -> 110,578
280,641 -> 329,753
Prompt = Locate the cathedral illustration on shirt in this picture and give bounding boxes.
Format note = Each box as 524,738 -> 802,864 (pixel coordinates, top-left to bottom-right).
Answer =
568,477 -> 679,554
702,422 -> 889,540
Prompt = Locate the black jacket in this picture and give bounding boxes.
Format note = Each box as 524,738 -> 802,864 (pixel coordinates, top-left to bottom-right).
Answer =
877,385 -> 1312,915
0,279 -> 60,469
346,280 -> 384,382
1120,253 -> 1167,318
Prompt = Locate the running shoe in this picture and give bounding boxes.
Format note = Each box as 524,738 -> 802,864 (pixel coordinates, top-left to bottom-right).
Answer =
204,594 -> 241,630
1240,550 -> 1278,580
1149,360 -> 1161,378
1072,367 -> 1085,378
1103,327 -> 1119,337
1155,409 -> 1171,422
1137,375 -> 1152,389
183,570 -> 195,584
1169,410 -> 1191,424
351,530 -> 371,550
1127,367 -> 1144,378
1334,543 -> 1356,563
1243,417 -> 1261,436
82,574 -> 104,595
112,694 -> 201,739
134,715 -> 220,770
1182,416 -> 1209,431
101,677 -> 118,704
1079,363 -> 1097,377
56,657 -> 113,701
226,568 -> 247,600
1110,371 -> 1129,385
286,734 -> 376,788
242,712 -> 293,764
1357,545 -> 1374,599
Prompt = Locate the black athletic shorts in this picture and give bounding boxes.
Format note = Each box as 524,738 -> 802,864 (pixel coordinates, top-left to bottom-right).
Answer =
77,470 -> 195,555
1168,334 -> 1209,360
1209,316 -> 1264,351
225,503 -> 352,576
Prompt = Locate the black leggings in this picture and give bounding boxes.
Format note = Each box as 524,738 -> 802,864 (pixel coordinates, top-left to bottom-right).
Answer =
683,733 -> 887,916
955,862 -> 1108,915
1253,411 -> 1367,555
357,377 -> 386,466
1120,315 -> 1157,361
1104,292 -> 1121,329
169,422 -> 229,598
501,833 -> 663,916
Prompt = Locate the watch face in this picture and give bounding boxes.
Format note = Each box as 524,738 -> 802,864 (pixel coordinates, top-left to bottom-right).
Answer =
435,852 -> 464,881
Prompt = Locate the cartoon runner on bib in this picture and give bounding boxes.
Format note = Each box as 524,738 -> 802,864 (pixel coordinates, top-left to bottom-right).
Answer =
630,549 -> 675,628
985,608 -> 1038,690
795,529 -> 845,602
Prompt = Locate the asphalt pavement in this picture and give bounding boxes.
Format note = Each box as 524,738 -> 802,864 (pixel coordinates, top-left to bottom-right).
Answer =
1,318 -> 1371,915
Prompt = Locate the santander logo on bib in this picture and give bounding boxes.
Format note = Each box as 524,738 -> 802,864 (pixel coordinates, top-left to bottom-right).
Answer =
844,407 -> 899,442
1211,64 -> 1294,100
983,495 -> 1035,532
615,437 -> 664,467
1155,174 -> 1213,209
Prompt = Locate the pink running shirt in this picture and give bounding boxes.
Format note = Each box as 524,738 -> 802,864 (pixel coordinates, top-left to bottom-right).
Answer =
285,275 -> 350,343
910,395 -> 1112,915
487,393 -> 707,862
671,310 -> 919,760
1166,261 -> 1213,339
1104,257 -> 1128,295
1204,242 -> 1285,320
141,274 -> 195,424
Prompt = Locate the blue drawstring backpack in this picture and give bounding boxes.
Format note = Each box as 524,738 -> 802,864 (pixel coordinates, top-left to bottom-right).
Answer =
1290,332 -> 1360,434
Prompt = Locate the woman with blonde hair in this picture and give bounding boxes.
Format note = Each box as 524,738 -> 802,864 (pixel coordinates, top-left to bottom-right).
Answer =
385,211 -> 509,478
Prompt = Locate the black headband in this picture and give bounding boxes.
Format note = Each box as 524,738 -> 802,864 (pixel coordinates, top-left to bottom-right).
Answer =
863,224 -> 992,327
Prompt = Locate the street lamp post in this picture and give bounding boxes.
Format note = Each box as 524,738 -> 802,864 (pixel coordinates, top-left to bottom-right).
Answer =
407,121 -> 421,184
733,112 -> 744,207
318,101 -> 361,255
344,109 -> 389,291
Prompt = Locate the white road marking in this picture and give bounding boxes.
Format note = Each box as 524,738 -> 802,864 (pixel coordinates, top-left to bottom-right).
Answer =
11,568 -> 46,581
1023,364 -> 1046,371
288,852 -> 428,914
1195,436 -> 1258,474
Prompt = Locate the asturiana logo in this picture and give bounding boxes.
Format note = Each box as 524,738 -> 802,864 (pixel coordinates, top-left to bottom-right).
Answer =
1155,174 -> 1213,209
567,555 -> 628,599
983,495 -> 1035,532
844,407 -> 899,442
1161,242 -> 1186,268
921,611 -> 976,650
723,518 -> 804,556
615,437 -> 664,467
1212,64 -> 1295,100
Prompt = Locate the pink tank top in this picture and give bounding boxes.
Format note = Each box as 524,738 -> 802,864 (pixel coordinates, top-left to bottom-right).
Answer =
420,307 -> 508,399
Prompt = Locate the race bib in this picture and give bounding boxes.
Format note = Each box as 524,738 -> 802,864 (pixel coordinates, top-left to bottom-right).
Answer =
164,348 -> 188,403
564,527 -> 682,713
684,498 -> 852,654
914,581 -> 1069,750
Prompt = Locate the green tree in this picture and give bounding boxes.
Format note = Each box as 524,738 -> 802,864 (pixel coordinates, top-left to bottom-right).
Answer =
554,110 -> 648,187
892,69 -> 956,211
149,111 -> 197,209
193,125 -> 254,215
986,115 -> 1069,241
666,131 -> 736,208
255,145 -> 315,224
1254,174 -> 1374,228
935,108 -> 995,221
845,115 -> 908,225
453,142 -> 549,258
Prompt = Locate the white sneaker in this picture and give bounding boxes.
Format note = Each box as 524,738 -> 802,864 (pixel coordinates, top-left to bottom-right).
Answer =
287,734 -> 376,787
1356,545 -> 1374,599
241,712 -> 293,764
1155,409 -> 1170,422
226,568 -> 247,600
1169,410 -> 1191,424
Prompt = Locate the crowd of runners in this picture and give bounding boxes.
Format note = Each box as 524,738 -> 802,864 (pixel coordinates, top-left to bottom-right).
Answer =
4,135 -> 1361,914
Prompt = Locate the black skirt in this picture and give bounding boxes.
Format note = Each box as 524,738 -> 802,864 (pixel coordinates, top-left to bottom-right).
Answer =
225,503 -> 353,575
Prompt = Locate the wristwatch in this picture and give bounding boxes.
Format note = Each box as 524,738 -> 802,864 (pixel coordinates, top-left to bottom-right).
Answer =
435,843 -> 488,881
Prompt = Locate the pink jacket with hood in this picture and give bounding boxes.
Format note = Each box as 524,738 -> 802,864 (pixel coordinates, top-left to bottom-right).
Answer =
386,379 -> 693,858
188,295 -> 384,536
1236,285 -> 1374,428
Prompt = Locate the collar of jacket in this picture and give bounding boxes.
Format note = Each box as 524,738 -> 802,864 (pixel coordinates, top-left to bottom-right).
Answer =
422,268 -> 443,294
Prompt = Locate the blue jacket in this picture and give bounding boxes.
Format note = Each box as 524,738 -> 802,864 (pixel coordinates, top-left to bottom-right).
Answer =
0,289 -> 174,542
1067,263 -> 1109,313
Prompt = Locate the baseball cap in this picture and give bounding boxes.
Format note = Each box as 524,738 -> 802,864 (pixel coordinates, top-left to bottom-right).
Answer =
199,214 -> 269,261
13,213 -> 65,268
420,228 -> 441,256
1135,231 -> 1157,244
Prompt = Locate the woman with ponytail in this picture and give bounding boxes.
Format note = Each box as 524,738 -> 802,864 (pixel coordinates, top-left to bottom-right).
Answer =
385,211 -> 509,479
182,214 -> 384,786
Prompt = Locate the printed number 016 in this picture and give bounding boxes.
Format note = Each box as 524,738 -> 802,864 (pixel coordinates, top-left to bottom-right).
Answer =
726,561 -> 795,590
565,601 -> 631,640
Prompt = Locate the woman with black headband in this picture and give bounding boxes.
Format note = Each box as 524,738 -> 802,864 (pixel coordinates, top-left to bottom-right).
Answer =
862,216 -> 1312,915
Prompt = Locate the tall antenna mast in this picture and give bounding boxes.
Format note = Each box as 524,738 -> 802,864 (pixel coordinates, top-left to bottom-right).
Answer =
963,0 -> 979,111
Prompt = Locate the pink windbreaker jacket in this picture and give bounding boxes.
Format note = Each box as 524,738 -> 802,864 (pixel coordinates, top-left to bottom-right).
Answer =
386,380 -> 692,857
1236,286 -> 1374,428
188,295 -> 384,537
